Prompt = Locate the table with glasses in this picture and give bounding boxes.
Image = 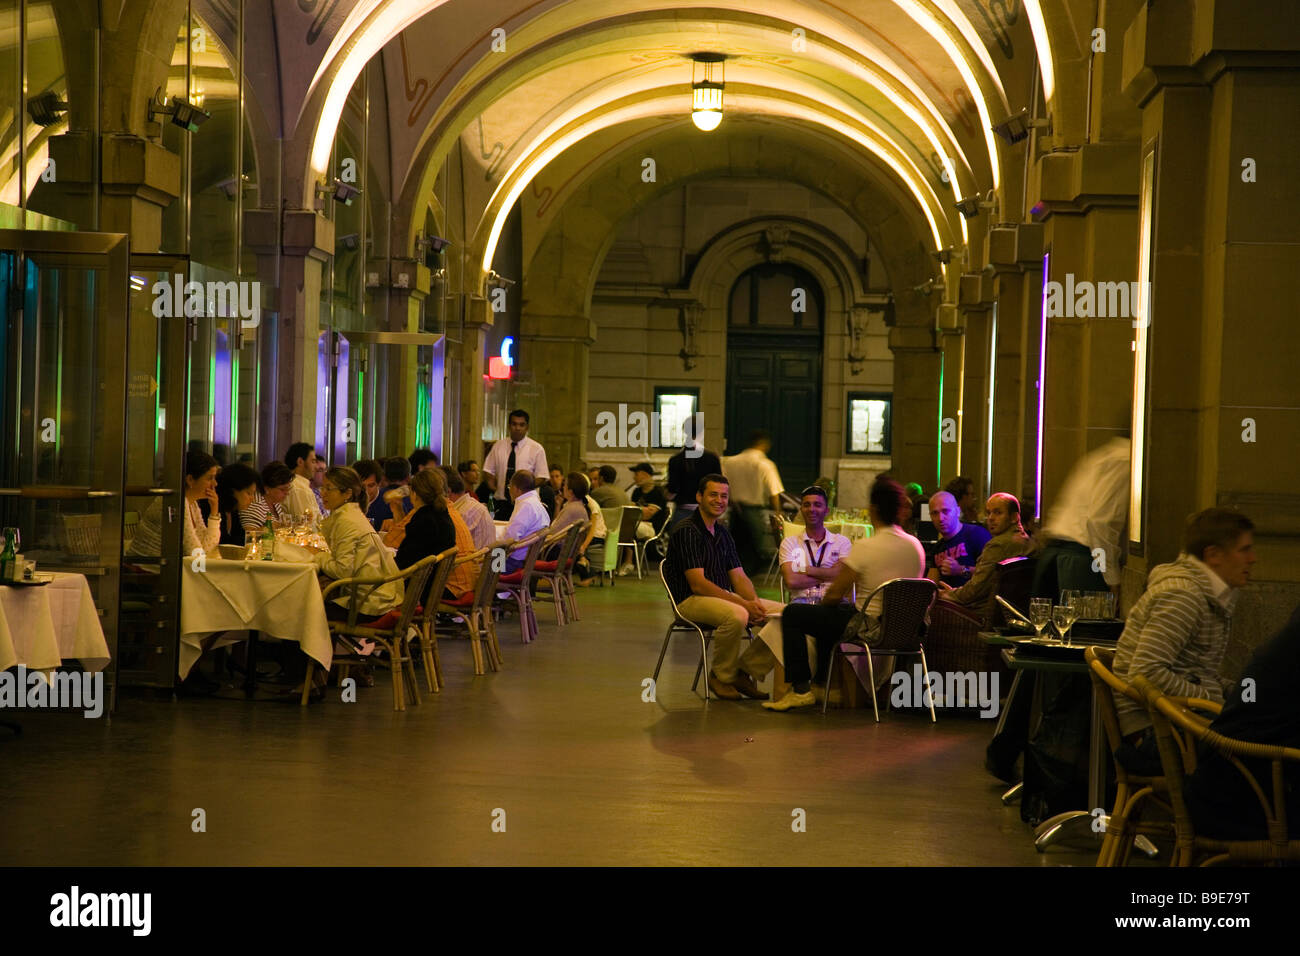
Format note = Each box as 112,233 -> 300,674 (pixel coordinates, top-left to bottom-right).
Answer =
178,546 -> 332,681
0,571 -> 112,673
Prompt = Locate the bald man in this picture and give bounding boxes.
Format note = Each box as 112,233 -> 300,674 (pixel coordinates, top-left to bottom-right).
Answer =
937,492 -> 1037,619
925,491 -> 992,588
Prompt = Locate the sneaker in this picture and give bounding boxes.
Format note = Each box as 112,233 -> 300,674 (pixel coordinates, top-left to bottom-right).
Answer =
762,690 -> 816,711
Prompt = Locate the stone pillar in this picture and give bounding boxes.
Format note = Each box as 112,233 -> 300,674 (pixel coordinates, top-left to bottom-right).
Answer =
888,324 -> 941,491
957,271 -> 996,499
1121,0 -> 1300,646
383,257 -> 432,454
451,295 -> 492,466
244,208 -> 334,459
42,133 -> 180,244
519,312 -> 595,473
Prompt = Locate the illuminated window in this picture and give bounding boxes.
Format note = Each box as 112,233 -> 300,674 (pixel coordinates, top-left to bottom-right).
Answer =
846,393 -> 891,455
1130,146 -> 1157,549
655,387 -> 699,449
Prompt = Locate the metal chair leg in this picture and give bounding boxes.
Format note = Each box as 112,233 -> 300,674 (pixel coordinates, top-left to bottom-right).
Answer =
866,651 -> 879,722
653,627 -> 673,682
1001,782 -> 1023,804
823,643 -> 838,715
918,646 -> 937,722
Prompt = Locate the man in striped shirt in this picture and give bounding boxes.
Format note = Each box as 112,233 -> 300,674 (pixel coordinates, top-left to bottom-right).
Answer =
662,473 -> 784,700
1112,508 -> 1257,775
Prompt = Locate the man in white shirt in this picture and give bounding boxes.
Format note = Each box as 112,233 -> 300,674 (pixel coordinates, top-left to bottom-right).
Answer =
483,408 -> 549,520
780,485 -> 853,604
496,471 -> 550,571
722,430 -> 785,575
443,466 -> 495,550
765,477 -> 925,711
283,441 -> 323,521
1034,435 -> 1130,598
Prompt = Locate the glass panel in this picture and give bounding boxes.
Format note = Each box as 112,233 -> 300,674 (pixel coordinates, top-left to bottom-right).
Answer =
846,395 -> 891,454
22,0 -> 69,223
655,392 -> 698,448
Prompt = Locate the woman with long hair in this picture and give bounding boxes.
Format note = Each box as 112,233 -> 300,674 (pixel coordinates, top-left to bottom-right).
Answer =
396,468 -> 478,600
215,462 -> 262,545
128,450 -> 222,559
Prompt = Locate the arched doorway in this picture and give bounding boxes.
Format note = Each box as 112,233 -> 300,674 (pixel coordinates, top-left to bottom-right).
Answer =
725,263 -> 824,493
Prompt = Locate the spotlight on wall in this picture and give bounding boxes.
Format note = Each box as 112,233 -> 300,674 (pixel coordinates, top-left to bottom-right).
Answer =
990,109 -> 1050,145
337,233 -> 370,252
27,91 -> 69,127
316,178 -> 361,207
148,89 -> 211,132
486,270 -> 516,290
953,197 -> 980,219
932,247 -> 955,265
912,279 -> 938,296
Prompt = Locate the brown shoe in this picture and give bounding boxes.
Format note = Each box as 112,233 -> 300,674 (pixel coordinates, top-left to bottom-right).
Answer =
707,672 -> 743,700
732,670 -> 768,700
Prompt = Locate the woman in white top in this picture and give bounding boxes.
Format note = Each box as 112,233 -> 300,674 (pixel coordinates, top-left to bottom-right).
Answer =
314,466 -> 403,622
128,450 -> 222,559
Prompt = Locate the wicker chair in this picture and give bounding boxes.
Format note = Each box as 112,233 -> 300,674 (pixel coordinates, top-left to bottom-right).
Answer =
923,556 -> 1036,685
318,553 -> 438,711
826,578 -> 938,721
532,521 -> 587,625
1084,646 -> 1183,866
1133,675 -> 1300,866
496,531 -> 549,643
436,548 -> 508,676
406,546 -> 474,694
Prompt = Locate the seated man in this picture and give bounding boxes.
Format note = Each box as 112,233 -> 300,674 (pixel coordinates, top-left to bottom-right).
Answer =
1112,507 -> 1256,775
366,456 -> 412,531
780,485 -> 853,604
619,462 -> 668,574
766,477 -> 925,711
1184,604 -> 1300,839
589,465 -> 629,509
443,466 -> 495,551
661,474 -> 784,701
496,470 -> 550,572
936,492 -> 1036,619
924,490 -> 991,588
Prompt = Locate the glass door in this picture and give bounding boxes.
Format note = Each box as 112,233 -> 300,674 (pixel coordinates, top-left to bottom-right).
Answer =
0,230 -> 128,706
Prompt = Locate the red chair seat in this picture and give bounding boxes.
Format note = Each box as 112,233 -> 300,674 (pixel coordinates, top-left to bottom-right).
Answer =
439,591 -> 474,608
499,570 -> 524,584
533,561 -> 558,572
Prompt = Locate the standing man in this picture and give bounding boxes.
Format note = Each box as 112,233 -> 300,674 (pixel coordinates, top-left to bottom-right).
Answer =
1112,508 -> 1256,775
765,477 -> 924,711
666,416 -> 722,532
283,442 -> 323,521
1033,435 -> 1130,599
925,490 -> 992,588
495,471 -> 550,572
589,465 -> 629,509
661,474 -> 784,700
937,492 -> 1037,619
482,409 -> 548,520
722,430 -> 785,576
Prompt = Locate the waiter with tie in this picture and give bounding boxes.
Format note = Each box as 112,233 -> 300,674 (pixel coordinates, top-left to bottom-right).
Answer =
482,408 -> 550,520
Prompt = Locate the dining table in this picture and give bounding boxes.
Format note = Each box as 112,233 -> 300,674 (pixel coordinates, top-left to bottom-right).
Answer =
178,544 -> 333,682
0,572 -> 111,674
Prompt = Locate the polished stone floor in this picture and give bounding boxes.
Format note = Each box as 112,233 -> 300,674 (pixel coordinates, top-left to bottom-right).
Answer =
1,577 -> 1101,866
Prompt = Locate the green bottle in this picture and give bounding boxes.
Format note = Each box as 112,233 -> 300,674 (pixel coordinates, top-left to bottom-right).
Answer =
261,519 -> 275,561
0,529 -> 15,582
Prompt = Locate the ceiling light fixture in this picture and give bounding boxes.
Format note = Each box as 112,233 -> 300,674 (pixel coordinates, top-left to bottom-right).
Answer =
690,53 -> 725,132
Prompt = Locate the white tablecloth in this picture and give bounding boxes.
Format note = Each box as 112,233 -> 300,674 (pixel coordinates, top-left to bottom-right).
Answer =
0,572 -> 111,673
178,556 -> 332,679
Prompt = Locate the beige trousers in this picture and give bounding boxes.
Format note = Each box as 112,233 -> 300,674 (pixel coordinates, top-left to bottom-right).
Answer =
676,595 -> 783,683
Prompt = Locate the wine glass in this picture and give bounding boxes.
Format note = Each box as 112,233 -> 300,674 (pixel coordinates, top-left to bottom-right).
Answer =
1053,601 -> 1080,646
1029,597 -> 1053,641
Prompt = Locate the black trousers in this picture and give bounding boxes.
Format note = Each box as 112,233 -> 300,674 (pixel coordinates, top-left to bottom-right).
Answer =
1031,538 -> 1107,600
781,603 -> 858,686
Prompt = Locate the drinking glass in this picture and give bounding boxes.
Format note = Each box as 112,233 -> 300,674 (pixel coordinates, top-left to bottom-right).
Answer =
1028,598 -> 1053,641
244,529 -> 260,560
1053,601 -> 1081,646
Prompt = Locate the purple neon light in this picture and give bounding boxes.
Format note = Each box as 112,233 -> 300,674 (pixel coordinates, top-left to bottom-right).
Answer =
1036,252 -> 1049,520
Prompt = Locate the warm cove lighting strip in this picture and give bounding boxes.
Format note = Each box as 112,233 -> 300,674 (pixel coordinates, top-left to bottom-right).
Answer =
892,0 -> 1000,190
1021,0 -> 1057,103
478,95 -> 952,274
932,0 -> 1009,113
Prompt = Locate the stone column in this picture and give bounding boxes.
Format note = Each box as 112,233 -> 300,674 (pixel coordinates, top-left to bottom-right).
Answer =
244,208 -> 334,459
518,312 -> 595,473
450,294 -> 492,466
888,324 -> 941,491
957,272 -> 996,498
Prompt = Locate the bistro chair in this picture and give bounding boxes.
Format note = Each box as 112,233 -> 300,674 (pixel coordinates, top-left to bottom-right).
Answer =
1132,675 -> 1299,866
406,545 -> 469,694
496,531 -> 549,643
824,578 -> 938,721
436,547 -> 508,676
652,561 -> 756,703
615,505 -> 643,578
1085,645 -> 1178,866
318,553 -> 438,711
532,522 -> 587,625
596,506 -> 624,586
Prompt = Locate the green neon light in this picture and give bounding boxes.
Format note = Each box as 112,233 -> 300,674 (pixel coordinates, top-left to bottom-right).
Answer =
936,349 -> 945,491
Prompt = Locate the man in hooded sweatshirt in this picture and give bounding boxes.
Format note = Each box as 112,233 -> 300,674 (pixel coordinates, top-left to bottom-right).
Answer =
1111,507 -> 1257,775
